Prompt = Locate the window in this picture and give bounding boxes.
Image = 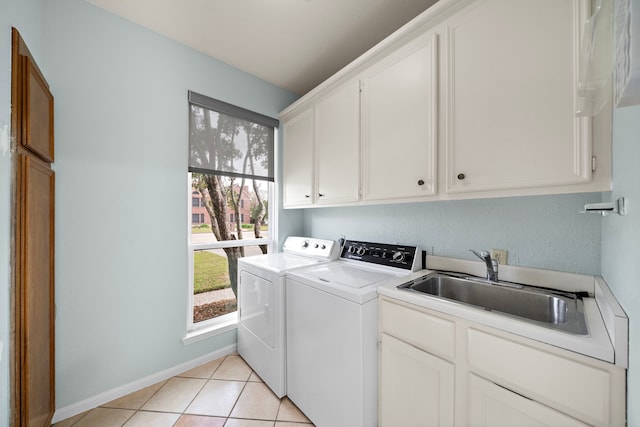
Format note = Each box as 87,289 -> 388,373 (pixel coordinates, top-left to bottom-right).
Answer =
192,197 -> 200,207
187,90 -> 277,339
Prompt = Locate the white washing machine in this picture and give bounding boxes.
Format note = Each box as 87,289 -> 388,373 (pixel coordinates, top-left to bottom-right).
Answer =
285,240 -> 421,427
237,236 -> 338,398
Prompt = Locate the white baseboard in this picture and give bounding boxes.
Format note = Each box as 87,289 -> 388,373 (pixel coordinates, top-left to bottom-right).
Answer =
51,344 -> 237,424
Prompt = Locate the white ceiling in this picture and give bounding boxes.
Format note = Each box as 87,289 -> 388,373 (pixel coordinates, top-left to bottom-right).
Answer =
82,0 -> 438,95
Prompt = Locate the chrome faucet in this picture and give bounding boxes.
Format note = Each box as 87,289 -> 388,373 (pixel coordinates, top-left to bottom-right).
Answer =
470,250 -> 499,282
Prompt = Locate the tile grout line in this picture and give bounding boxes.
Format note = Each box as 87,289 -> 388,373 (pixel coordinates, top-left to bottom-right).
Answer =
224,373 -> 250,422
122,375 -> 177,427
178,364 -> 214,416
174,353 -> 230,426
60,353 -> 316,426
124,375 -> 169,426
72,354 -> 228,426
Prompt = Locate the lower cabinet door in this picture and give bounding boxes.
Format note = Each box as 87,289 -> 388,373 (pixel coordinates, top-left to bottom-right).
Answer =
468,374 -> 589,427
379,333 -> 454,427
16,153 -> 55,427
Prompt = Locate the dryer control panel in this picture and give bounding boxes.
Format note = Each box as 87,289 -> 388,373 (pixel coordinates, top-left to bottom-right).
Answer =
282,236 -> 339,259
340,240 -> 421,271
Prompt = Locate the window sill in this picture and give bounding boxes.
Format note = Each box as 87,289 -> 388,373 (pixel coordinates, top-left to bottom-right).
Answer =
182,312 -> 238,345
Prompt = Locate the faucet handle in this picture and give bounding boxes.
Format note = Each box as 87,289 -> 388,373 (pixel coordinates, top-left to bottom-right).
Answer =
470,249 -> 499,282
469,249 -> 490,261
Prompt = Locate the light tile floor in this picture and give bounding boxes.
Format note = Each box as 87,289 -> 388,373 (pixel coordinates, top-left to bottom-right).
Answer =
53,354 -> 314,427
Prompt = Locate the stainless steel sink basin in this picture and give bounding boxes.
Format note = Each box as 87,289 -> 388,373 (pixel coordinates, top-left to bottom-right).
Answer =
398,273 -> 588,335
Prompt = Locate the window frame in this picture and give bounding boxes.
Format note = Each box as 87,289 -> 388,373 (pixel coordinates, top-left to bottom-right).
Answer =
184,134 -> 278,344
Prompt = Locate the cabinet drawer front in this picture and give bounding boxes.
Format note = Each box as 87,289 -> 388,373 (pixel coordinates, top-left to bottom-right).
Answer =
380,299 -> 454,360
467,328 -> 611,425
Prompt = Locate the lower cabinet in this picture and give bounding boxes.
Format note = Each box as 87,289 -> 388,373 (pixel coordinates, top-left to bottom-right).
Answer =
379,334 -> 454,427
467,374 -> 588,427
378,297 -> 626,427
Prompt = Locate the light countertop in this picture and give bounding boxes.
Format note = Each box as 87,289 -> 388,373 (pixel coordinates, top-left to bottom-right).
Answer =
377,257 -> 628,367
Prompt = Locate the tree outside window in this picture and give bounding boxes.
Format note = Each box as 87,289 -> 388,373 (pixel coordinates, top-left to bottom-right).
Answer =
188,91 -> 276,326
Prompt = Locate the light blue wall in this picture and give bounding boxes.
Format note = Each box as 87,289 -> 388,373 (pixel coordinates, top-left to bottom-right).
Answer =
601,104 -> 640,426
3,0 -> 633,421
0,0 -> 47,424
303,193 -> 603,274
43,0 -> 298,408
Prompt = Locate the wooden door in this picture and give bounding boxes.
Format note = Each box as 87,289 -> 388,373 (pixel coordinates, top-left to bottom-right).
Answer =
12,27 -> 56,427
15,154 -> 55,427
24,55 -> 54,163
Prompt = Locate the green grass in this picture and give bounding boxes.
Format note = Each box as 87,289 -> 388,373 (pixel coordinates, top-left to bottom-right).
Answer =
192,224 -> 212,234
193,251 -> 230,294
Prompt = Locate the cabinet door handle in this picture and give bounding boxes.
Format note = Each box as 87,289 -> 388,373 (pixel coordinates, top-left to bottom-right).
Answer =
417,179 -> 425,186
318,193 -> 325,197
305,194 -> 310,198
457,173 -> 466,180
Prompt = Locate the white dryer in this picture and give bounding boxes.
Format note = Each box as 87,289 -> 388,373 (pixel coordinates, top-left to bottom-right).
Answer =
285,240 -> 421,427
237,236 -> 338,397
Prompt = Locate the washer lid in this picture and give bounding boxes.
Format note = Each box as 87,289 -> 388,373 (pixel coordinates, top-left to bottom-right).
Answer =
297,262 -> 399,288
240,252 -> 324,275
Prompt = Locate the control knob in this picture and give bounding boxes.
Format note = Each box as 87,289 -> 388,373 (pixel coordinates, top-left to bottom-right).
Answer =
302,240 -> 310,248
392,251 -> 405,262
356,247 -> 367,256
348,245 -> 356,253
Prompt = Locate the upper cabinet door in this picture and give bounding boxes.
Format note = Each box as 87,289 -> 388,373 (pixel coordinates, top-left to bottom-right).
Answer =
11,28 -> 54,164
282,109 -> 314,207
314,79 -> 361,205
362,32 -> 438,201
444,0 -> 591,194
24,54 -> 55,163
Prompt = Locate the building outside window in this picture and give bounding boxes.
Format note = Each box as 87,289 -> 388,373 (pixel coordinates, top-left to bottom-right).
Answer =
187,90 -> 277,337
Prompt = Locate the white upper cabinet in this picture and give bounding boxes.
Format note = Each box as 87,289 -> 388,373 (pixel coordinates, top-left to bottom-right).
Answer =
315,79 -> 360,205
281,80 -> 360,208
282,109 -> 314,207
280,0 -> 611,208
444,0 -> 592,194
362,32 -> 438,201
